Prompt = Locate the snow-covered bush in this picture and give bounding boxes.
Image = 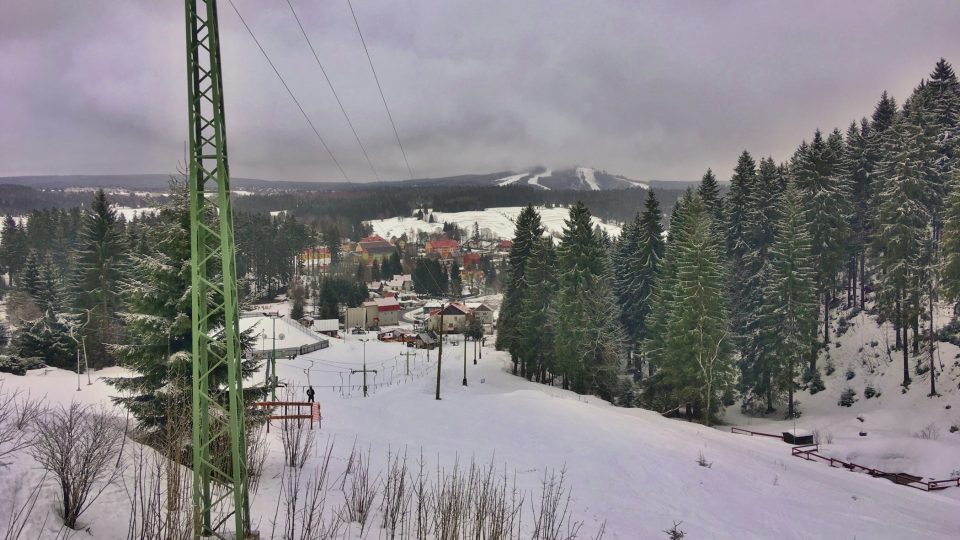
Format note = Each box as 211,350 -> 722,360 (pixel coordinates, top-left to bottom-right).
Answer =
0,355 -> 26,376
838,388 -> 857,407
696,450 -> 712,468
845,367 -> 855,380
805,368 -> 826,394
864,385 -> 878,399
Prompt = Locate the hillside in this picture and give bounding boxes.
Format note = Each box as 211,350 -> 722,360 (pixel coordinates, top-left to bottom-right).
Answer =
727,301 -> 960,482
2,333 -> 958,539
366,205 -> 623,240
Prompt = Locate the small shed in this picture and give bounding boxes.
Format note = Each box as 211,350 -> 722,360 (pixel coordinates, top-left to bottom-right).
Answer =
415,332 -> 437,350
782,429 -> 814,445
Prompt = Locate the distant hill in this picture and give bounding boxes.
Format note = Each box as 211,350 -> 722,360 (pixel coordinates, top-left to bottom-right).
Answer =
0,169 -> 701,192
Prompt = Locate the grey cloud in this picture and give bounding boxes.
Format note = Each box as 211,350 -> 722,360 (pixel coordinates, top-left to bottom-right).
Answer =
1,0 -> 958,182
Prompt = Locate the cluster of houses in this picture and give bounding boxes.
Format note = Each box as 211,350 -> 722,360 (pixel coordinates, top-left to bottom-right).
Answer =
295,233 -> 514,278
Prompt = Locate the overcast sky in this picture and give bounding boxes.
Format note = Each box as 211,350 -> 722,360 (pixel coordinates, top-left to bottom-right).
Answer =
2,0 -> 958,183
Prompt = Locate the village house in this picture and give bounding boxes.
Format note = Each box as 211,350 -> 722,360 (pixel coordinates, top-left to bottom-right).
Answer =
425,238 -> 459,259
357,235 -> 395,264
464,302 -> 495,327
360,296 -> 401,328
427,302 -> 472,333
297,246 -> 331,275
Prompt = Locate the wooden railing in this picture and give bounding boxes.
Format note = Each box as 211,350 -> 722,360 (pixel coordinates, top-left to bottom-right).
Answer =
252,401 -> 321,433
731,428 -> 960,492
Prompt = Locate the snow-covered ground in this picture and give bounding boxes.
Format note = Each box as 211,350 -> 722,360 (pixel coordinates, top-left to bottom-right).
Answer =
366,206 -> 622,241
726,303 -> 960,484
2,327 -> 959,538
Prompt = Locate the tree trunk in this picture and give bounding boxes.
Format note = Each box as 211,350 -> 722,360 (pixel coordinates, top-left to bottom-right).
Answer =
823,292 -> 830,347
902,323 -> 910,387
847,258 -> 854,309
895,299 -> 902,349
929,292 -> 936,396
851,255 -> 858,308
912,313 -> 920,355
787,358 -> 795,419
764,368 -> 774,413
859,251 -> 866,311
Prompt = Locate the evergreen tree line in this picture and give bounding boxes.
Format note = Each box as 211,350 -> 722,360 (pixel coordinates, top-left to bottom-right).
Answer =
497,58 -> 960,423
0,183 -> 314,374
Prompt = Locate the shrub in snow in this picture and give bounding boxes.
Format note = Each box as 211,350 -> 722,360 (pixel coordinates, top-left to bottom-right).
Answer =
0,355 -> 26,376
696,450 -> 712,468
914,423 -> 940,440
864,385 -> 878,399
949,425 -> 958,434
837,317 -> 850,337
806,369 -> 826,394
30,402 -> 124,529
838,388 -> 857,407
663,521 -> 686,539
845,368 -> 855,380
824,357 -> 836,376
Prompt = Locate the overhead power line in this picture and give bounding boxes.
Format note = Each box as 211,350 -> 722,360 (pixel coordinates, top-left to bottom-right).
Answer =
226,0 -> 350,182
345,0 -> 414,180
285,0 -> 381,181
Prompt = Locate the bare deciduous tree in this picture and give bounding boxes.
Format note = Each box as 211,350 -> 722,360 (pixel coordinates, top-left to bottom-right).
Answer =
30,402 -> 124,529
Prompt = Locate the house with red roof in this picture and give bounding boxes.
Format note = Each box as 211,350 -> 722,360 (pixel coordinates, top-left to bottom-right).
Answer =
425,238 -> 459,258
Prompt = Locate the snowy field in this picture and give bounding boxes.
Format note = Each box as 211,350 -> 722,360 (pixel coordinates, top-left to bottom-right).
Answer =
2,330 -> 959,539
366,206 -> 622,241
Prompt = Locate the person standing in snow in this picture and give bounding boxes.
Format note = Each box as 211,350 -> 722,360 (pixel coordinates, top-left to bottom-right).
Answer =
306,386 -> 315,403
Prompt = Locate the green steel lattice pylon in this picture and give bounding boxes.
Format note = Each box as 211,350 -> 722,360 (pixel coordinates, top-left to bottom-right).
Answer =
184,0 -> 250,537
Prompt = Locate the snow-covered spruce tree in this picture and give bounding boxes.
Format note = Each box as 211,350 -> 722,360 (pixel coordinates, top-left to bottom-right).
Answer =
842,120 -> 871,309
762,183 -> 817,418
553,202 -> 625,400
69,188 -> 126,368
633,191 -> 665,378
495,205 -> 544,375
613,191 -> 665,378
106,179 -> 266,436
698,168 -> 725,240
517,237 -> 557,382
791,129 -> 850,355
660,194 -> 733,425
36,255 -> 62,313
20,250 -> 41,302
12,309 -> 76,369
0,215 -> 27,287
870,114 -> 936,388
724,151 -> 758,365
737,157 -> 782,413
641,192 -> 691,410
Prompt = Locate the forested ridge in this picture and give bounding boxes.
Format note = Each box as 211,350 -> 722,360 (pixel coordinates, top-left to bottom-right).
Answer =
496,58 -> 960,422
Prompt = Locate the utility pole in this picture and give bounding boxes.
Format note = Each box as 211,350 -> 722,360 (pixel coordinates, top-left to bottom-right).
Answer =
185,0 -> 250,536
353,338 -> 376,396
402,348 -> 415,376
435,306 -> 443,400
462,332 -> 468,386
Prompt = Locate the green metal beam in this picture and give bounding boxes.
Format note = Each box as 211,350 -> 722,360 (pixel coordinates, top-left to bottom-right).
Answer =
185,0 -> 250,537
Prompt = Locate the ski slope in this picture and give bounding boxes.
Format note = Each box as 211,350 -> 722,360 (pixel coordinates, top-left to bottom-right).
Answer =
367,206 -> 622,240
2,333 -> 958,538
577,167 -> 600,190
